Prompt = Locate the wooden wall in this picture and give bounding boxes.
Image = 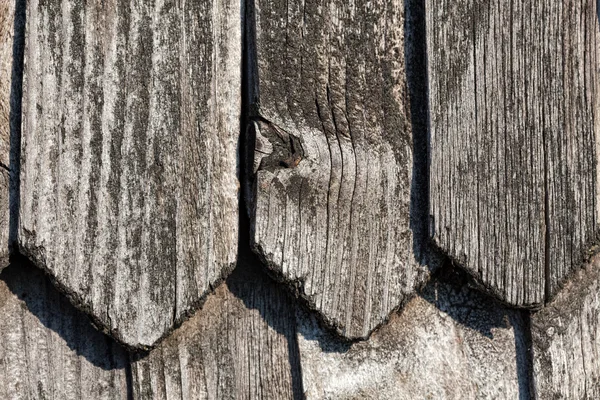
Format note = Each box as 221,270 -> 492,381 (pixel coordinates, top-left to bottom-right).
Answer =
0,0 -> 599,398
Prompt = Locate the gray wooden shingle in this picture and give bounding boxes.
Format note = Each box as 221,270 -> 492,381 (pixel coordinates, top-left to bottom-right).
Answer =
18,0 -> 240,349
427,0 -> 600,305
246,0 -> 428,340
0,260 -> 129,400
297,271 -> 530,399
0,0 -> 13,270
532,254 -> 600,399
130,259 -> 302,399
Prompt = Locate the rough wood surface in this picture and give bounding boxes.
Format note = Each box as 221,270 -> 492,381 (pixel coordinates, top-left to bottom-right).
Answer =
18,0 -> 240,348
297,270 -> 531,399
0,259 -> 129,400
131,259 -> 303,399
247,0 -> 428,340
0,0 -> 13,269
0,0 -> 11,168
427,0 -> 600,305
532,254 -> 600,399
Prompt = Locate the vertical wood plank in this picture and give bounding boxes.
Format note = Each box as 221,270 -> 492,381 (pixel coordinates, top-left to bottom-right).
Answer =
532,255 -> 600,399
427,0 -> 600,305
247,0 -> 428,340
18,0 -> 241,348
0,0 -> 14,269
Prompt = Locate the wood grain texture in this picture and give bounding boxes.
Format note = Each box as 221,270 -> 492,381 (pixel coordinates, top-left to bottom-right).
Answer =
247,0 -> 428,340
427,0 -> 600,305
18,0 -> 241,348
0,0 -> 13,269
297,271 -> 531,399
0,259 -> 129,400
532,254 -> 600,399
0,0 -> 12,168
130,260 -> 303,399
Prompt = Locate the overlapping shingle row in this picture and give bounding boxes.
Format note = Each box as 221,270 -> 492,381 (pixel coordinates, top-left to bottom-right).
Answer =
0,0 -> 599,397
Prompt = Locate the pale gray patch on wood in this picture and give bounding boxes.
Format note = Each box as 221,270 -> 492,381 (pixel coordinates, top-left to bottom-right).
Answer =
0,0 -> 13,269
247,0 -> 428,340
427,0 -> 600,306
130,263 -> 302,400
18,0 -> 240,348
532,254 -> 600,399
297,274 -> 528,399
0,261 -> 129,400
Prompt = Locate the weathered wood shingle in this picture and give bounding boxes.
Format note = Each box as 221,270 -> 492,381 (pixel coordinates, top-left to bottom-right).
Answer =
247,0 -> 428,340
297,270 -> 530,399
130,260 -> 303,399
0,260 -> 129,400
532,254 -> 600,399
0,0 -> 14,270
18,0 -> 240,348
427,0 -> 600,305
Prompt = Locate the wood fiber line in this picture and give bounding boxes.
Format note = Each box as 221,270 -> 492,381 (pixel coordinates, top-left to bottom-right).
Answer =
247,0 -> 429,340
0,260 -> 129,400
427,0 -> 600,305
18,0 -> 241,348
130,262 -> 302,400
